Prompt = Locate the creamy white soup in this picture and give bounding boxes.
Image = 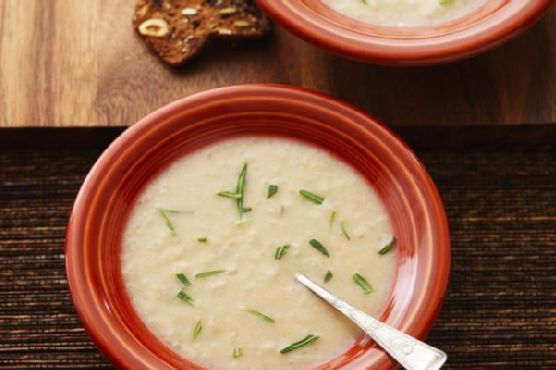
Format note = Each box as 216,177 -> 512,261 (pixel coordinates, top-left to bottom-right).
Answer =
122,137 -> 396,370
322,0 -> 486,27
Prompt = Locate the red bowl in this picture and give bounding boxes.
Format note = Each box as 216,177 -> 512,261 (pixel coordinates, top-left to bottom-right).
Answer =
65,85 -> 450,369
257,0 -> 552,65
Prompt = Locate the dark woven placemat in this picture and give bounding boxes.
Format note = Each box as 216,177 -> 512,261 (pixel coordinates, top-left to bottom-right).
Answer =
1,130 -> 555,369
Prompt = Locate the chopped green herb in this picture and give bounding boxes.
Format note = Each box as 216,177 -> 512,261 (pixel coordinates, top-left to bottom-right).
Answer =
309,239 -> 330,257
159,209 -> 194,214
192,320 -> 202,339
197,237 -> 208,243
217,191 -> 242,200
378,237 -> 396,255
236,163 -> 248,220
242,207 -> 252,213
280,334 -> 320,354
353,273 -> 374,294
439,0 -> 453,5
274,245 -> 290,260
217,164 -> 249,220
243,308 -> 275,323
176,273 -> 191,286
299,189 -> 325,205
232,347 -> 243,358
195,270 -> 227,278
177,289 -> 194,305
324,271 -> 333,283
267,184 -> 279,199
340,221 -> 351,240
329,211 -> 336,230
158,209 -> 176,236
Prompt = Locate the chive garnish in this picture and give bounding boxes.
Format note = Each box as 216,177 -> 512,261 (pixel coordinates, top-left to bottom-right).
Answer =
299,189 -> 325,205
242,207 -> 252,213
378,237 -> 396,255
217,164 -> 249,220
195,270 -> 227,278
274,245 -> 290,260
158,209 -> 176,236
243,308 -> 275,323
341,221 -> 351,240
236,163 -> 248,220
159,209 -> 193,214
177,289 -> 194,305
324,271 -> 333,283
329,211 -> 336,230
192,320 -> 202,339
353,273 -> 374,294
198,237 -> 208,243
280,334 -> 320,354
267,184 -> 279,199
232,347 -> 243,358
218,191 -> 242,199
176,273 -> 191,286
309,239 -> 330,257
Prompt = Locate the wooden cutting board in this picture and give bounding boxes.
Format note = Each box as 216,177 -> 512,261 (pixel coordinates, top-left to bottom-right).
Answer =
0,0 -> 555,127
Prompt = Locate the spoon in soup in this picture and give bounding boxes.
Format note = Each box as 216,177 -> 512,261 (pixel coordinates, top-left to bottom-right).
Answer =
295,273 -> 447,370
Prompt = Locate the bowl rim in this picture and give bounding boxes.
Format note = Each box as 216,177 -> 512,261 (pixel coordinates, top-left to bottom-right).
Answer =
256,0 -> 552,65
65,84 -> 451,369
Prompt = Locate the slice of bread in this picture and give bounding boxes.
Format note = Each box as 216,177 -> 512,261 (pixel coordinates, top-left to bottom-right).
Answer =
133,0 -> 271,65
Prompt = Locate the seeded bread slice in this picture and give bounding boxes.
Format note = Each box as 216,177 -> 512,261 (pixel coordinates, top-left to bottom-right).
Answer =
133,0 -> 270,65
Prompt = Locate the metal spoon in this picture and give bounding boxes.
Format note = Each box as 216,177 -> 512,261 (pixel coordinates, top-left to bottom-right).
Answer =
295,273 -> 447,370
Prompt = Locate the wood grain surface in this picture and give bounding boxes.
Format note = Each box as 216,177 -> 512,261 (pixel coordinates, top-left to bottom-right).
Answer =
0,127 -> 555,369
0,1 -> 555,127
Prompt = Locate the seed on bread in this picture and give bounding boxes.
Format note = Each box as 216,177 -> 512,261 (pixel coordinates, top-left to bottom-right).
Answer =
233,20 -> 250,27
181,8 -> 198,15
138,18 -> 170,38
219,7 -> 238,15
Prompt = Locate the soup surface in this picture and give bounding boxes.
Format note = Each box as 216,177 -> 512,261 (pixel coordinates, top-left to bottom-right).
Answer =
122,137 -> 396,370
321,0 -> 486,27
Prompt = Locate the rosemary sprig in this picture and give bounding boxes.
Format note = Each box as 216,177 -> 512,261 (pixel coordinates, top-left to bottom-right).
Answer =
329,211 -> 336,230
232,347 -> 243,358
158,208 -> 176,236
353,273 -> 374,294
309,239 -> 330,257
177,289 -> 194,305
176,273 -> 191,286
299,189 -> 325,205
236,163 -> 248,220
274,245 -> 290,260
192,320 -> 202,339
341,221 -> 351,240
243,307 -> 275,323
217,191 -> 242,199
280,334 -> 320,354
195,270 -> 227,278
159,209 -> 193,214
217,164 -> 250,220
324,271 -> 333,283
378,236 -> 396,255
267,184 -> 279,199
197,237 -> 208,243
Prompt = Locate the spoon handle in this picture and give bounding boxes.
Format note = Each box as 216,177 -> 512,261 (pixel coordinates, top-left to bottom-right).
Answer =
295,273 -> 447,370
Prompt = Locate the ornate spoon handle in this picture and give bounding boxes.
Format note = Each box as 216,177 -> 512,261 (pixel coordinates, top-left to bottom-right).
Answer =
295,273 -> 447,370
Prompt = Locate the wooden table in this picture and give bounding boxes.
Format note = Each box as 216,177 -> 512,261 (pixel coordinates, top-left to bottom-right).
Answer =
0,0 -> 555,127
